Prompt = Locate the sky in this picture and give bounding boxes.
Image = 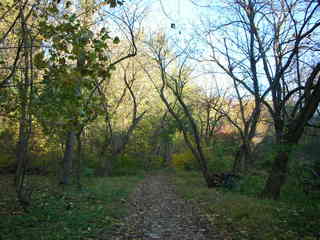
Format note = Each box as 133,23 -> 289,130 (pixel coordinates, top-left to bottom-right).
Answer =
139,0 -> 234,92
146,0 -> 197,32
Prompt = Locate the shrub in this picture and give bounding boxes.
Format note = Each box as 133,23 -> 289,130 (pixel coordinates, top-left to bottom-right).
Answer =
171,150 -> 199,170
0,154 -> 14,168
206,141 -> 236,173
146,155 -> 164,169
111,154 -> 145,176
174,171 -> 320,240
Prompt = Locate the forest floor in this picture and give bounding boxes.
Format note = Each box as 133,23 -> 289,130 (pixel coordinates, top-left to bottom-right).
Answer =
1,171 -> 318,240
0,174 -> 144,240
105,173 -> 223,240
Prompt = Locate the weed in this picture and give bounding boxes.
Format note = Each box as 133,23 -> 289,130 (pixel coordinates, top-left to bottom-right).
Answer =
0,174 -> 143,240
172,171 -> 320,240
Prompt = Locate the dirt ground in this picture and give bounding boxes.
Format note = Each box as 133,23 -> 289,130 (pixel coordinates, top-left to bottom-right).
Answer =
105,173 -> 222,240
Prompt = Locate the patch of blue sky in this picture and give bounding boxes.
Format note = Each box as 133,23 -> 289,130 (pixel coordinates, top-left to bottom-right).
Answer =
139,0 -> 234,91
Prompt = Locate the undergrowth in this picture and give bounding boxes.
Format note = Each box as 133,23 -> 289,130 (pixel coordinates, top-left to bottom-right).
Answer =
0,174 -> 143,240
172,170 -> 320,240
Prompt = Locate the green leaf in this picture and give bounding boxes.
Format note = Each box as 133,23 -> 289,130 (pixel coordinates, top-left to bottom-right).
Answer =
69,14 -> 77,22
47,6 -> 59,15
93,39 -> 105,50
101,33 -> 110,41
66,1 -> 72,8
113,36 -> 120,44
34,52 -> 46,69
59,58 -> 66,65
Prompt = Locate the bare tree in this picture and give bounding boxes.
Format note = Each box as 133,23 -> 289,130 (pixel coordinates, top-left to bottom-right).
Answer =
143,33 -> 218,187
196,0 -> 320,199
196,7 -> 263,175
97,61 -> 147,176
189,83 -> 226,147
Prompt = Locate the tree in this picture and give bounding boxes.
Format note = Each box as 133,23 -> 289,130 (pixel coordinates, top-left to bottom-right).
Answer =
196,86 -> 226,147
0,0 -> 44,207
97,61 -> 147,176
196,0 -> 320,199
196,3 -> 264,175
143,33 -> 217,187
32,0 -> 144,184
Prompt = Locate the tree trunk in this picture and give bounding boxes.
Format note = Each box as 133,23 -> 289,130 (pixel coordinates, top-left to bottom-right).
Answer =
232,143 -> 251,174
260,149 -> 290,200
15,121 -> 29,192
203,166 -> 216,188
75,132 -> 82,189
162,141 -> 172,167
102,135 -> 122,176
103,155 -> 114,176
15,5 -> 33,207
15,83 -> 30,188
60,131 -> 76,185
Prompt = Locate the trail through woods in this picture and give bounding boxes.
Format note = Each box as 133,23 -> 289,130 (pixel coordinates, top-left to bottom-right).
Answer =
103,173 -> 222,240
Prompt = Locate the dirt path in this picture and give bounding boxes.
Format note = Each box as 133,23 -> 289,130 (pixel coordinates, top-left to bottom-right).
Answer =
106,173 -> 221,240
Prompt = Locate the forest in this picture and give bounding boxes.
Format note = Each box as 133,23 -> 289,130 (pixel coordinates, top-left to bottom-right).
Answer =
0,0 -> 319,239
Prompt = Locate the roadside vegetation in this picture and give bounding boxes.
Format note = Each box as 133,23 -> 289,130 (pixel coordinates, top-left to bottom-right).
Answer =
173,170 -> 320,240
0,0 -> 320,239
0,174 -> 144,240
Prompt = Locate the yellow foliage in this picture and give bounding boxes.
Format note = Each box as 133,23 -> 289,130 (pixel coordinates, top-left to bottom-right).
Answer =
0,154 -> 14,168
171,150 -> 196,170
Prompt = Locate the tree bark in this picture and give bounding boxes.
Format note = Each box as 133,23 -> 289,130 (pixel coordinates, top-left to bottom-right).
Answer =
75,132 -> 82,189
260,149 -> 290,200
232,143 -> 251,174
60,131 -> 76,185
103,155 -> 114,177
15,4 -> 33,208
15,120 -> 29,191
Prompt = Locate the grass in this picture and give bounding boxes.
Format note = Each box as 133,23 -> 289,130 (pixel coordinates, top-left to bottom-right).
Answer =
172,170 -> 320,240
0,174 -> 144,240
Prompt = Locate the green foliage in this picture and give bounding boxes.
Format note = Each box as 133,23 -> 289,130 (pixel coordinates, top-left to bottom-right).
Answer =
105,0 -> 124,8
111,154 -> 145,176
33,5 -> 119,137
147,155 -> 165,169
79,149 -> 101,170
171,136 -> 237,172
0,154 -> 13,168
113,36 -> 120,44
233,174 -> 267,196
0,174 -> 143,240
82,167 -> 95,177
173,171 -> 320,240
205,139 -> 237,173
109,153 -> 164,176
207,149 -> 233,173
0,127 -> 16,167
171,150 -> 198,170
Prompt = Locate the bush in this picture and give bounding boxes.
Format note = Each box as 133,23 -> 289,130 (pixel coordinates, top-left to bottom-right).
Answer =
0,128 -> 16,168
111,154 -> 145,176
173,171 -> 320,240
171,150 -> 199,170
0,154 -> 14,168
145,155 -> 164,170
0,174 -> 143,240
82,167 -> 95,177
206,141 -> 236,173
234,174 -> 267,196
